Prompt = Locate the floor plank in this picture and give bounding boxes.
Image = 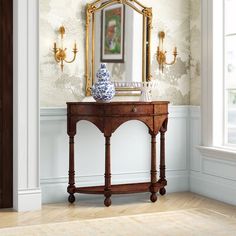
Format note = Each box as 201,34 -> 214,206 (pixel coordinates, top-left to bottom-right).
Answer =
0,192 -> 236,229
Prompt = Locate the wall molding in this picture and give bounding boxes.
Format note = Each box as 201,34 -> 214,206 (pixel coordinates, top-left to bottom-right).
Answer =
13,0 -> 41,212
41,170 -> 189,185
201,157 -> 236,181
40,108 -> 67,121
189,106 -> 201,119
197,146 -> 236,163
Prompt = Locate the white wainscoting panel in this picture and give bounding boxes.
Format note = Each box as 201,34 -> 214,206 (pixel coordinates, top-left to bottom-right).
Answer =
189,108 -> 236,206
40,106 -> 190,204
202,157 -> 236,181
189,106 -> 201,172
190,170 -> 236,206
41,105 -> 236,206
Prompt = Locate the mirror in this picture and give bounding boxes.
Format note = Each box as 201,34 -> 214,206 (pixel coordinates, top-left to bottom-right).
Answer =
85,0 -> 153,96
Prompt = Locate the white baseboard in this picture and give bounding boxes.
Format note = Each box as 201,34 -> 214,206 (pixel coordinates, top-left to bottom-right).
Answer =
16,189 -> 42,212
190,171 -> 236,205
41,170 -> 189,204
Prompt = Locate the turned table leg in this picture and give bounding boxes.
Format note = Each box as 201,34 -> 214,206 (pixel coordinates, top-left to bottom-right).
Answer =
104,135 -> 112,207
68,136 -> 76,203
150,134 -> 158,202
159,124 -> 167,196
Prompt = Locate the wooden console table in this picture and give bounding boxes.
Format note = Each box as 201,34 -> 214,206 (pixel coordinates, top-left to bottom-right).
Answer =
67,101 -> 169,207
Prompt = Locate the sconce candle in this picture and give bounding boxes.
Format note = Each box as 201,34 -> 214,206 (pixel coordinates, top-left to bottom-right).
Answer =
156,31 -> 177,73
52,26 -> 78,72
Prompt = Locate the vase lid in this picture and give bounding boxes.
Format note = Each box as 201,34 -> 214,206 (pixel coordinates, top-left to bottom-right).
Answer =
101,63 -> 106,69
96,63 -> 110,80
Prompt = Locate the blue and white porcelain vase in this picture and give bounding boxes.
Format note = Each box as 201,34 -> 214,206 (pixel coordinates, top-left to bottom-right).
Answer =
91,63 -> 115,102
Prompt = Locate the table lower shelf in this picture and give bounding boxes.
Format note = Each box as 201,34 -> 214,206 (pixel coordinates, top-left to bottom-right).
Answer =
74,181 -> 166,195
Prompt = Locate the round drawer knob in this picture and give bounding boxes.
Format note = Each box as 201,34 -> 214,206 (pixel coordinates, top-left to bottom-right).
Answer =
132,107 -> 137,112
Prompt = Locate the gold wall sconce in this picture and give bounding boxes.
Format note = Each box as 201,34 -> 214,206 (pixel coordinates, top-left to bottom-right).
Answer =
53,26 -> 78,72
156,31 -> 177,73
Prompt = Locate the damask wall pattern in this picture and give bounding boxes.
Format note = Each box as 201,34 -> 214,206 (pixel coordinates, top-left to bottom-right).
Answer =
190,0 -> 201,105
40,0 -> 200,107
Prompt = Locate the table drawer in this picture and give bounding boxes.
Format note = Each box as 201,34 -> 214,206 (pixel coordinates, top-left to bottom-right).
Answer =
105,104 -> 153,116
154,104 -> 168,114
68,104 -> 104,116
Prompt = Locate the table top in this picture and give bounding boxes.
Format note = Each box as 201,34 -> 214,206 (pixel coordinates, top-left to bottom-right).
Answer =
67,101 -> 170,106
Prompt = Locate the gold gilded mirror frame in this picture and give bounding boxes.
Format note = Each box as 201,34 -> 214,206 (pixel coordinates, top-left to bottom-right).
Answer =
85,0 -> 153,96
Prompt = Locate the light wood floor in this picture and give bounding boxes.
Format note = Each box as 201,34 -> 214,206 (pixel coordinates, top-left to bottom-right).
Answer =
0,192 -> 236,229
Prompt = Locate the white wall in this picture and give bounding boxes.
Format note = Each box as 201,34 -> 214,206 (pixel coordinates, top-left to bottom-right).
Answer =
40,105 -> 236,206
40,106 -> 190,203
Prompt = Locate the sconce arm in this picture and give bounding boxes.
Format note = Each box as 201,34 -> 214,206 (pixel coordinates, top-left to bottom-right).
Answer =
165,51 -> 178,66
64,49 -> 78,64
165,57 -> 177,66
53,47 -> 61,63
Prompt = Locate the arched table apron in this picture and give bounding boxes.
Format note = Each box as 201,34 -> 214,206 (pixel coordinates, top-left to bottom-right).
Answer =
67,102 -> 169,207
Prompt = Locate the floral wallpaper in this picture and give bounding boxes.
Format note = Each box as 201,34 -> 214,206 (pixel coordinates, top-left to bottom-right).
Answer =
40,0 -> 201,107
190,0 -> 201,105
40,0 -> 87,107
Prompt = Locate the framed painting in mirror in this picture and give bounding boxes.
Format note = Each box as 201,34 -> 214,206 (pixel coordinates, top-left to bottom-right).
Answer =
101,4 -> 125,62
